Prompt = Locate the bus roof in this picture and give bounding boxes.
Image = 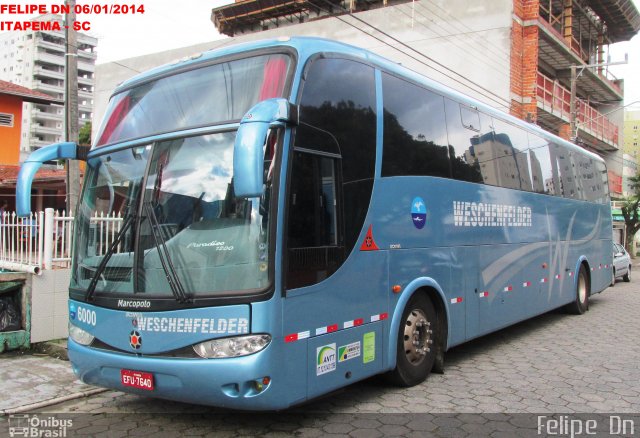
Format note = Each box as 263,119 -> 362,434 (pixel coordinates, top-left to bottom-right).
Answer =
112,36 -> 605,165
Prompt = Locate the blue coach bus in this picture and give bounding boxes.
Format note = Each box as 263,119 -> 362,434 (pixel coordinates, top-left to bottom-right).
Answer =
16,37 -> 612,410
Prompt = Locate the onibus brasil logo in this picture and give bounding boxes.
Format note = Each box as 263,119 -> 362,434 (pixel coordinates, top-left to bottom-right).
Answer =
9,414 -> 72,437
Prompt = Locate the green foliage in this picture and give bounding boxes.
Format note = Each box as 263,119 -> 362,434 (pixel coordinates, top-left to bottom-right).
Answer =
79,121 -> 92,146
621,174 -> 640,253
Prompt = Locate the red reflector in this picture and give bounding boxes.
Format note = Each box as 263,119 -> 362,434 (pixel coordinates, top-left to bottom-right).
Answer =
327,324 -> 338,332
354,318 -> 364,326
285,334 -> 297,343
380,313 -> 388,320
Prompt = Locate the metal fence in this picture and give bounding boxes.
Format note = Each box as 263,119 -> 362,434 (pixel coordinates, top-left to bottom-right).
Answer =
0,208 -> 122,274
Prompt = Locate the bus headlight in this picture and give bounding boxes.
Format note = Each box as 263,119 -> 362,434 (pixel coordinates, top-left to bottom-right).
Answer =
69,323 -> 95,346
193,334 -> 271,358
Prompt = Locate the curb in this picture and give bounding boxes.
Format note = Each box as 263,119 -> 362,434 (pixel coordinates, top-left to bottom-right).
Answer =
33,340 -> 68,361
1,388 -> 109,414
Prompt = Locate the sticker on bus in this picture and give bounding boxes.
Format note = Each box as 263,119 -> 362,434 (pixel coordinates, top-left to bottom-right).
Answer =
316,343 -> 336,375
338,342 -> 361,362
363,332 -> 375,363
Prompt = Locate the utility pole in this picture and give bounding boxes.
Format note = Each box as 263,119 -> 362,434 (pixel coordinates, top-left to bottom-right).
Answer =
65,0 -> 81,215
570,64 -> 578,142
569,56 -> 628,142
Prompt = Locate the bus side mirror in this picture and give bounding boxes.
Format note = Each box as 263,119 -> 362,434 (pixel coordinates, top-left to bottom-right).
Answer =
233,98 -> 298,198
16,142 -> 89,216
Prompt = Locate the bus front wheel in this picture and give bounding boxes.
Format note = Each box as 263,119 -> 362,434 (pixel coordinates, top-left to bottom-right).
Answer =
566,265 -> 589,315
389,293 -> 437,387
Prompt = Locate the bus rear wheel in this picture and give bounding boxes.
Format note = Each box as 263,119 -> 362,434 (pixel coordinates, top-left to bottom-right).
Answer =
566,265 -> 589,315
389,293 -> 437,387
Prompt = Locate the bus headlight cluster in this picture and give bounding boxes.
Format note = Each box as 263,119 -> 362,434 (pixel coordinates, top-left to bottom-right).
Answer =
69,323 -> 95,346
193,334 -> 271,359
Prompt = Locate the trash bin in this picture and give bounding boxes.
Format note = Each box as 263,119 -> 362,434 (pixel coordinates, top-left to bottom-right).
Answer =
0,273 -> 29,352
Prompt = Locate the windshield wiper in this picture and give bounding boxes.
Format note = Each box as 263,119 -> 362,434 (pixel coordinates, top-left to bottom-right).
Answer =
143,202 -> 190,303
85,213 -> 135,301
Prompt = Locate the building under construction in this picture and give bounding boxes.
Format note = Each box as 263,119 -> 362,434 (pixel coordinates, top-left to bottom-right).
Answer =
210,0 -> 640,197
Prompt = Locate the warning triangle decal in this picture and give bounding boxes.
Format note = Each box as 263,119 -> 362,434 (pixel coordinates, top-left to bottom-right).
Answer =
360,224 -> 379,251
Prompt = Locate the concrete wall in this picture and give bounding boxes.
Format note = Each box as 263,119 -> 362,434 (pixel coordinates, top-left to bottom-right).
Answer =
94,1 -> 513,130
30,269 -> 70,343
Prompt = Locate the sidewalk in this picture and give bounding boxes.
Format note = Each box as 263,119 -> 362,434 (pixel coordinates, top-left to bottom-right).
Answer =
0,346 -> 105,414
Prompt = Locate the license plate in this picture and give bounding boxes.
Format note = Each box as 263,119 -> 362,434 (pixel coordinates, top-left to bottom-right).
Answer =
120,369 -> 154,391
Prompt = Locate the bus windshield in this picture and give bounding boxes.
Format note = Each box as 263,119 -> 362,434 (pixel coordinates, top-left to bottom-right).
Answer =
94,53 -> 291,147
71,131 -> 273,301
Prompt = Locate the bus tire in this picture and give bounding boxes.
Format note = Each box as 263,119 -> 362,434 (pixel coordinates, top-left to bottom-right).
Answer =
389,293 -> 437,387
566,265 -> 589,315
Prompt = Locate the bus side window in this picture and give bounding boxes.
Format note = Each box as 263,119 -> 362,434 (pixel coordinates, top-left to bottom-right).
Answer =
576,156 -> 597,202
549,143 -> 567,197
286,57 -> 376,290
483,118 -> 532,191
460,105 -> 480,132
527,134 -> 555,195
595,161 -> 608,203
381,73 -> 450,179
444,99 -> 483,183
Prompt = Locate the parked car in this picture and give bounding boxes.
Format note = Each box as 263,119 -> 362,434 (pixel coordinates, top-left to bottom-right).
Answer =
612,242 -> 631,285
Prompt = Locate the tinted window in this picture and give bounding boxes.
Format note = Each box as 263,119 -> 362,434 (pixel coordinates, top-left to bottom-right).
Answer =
527,134 -> 555,195
444,99 -> 483,182
551,143 -> 577,198
460,106 -> 480,131
489,119 -> 532,191
573,153 -> 596,201
548,143 -> 565,196
382,74 -> 450,178
595,161 -> 609,204
287,58 -> 376,289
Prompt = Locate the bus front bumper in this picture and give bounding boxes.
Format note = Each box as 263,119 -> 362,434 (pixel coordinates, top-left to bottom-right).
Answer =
68,338 -> 298,411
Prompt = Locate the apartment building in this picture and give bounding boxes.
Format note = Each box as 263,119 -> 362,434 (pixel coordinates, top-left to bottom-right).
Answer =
0,14 -> 97,162
625,109 -> 640,159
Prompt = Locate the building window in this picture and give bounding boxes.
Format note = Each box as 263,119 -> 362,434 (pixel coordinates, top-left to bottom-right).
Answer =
0,113 -> 14,127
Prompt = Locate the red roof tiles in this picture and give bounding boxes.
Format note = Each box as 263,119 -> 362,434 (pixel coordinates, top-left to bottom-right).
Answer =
0,80 -> 63,105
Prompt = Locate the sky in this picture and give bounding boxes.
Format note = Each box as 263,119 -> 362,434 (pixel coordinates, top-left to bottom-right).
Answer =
2,0 -> 640,109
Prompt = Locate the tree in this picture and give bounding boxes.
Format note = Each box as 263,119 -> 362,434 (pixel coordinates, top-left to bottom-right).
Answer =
621,174 -> 640,257
79,121 -> 92,145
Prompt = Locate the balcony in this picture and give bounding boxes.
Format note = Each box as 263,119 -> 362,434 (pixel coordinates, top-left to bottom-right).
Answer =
78,89 -> 93,99
535,0 -> 626,102
78,76 -> 94,86
536,71 -> 619,151
35,38 -> 65,53
31,125 -> 62,136
34,51 -> 65,67
77,60 -> 95,73
33,67 -> 64,80
609,171 -> 623,197
78,50 -> 97,61
32,109 -> 63,122
33,81 -> 63,95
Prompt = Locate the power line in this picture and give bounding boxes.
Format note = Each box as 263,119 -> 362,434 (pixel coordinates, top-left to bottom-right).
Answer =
407,2 -> 513,76
306,0 -> 512,111
389,4 -> 510,83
